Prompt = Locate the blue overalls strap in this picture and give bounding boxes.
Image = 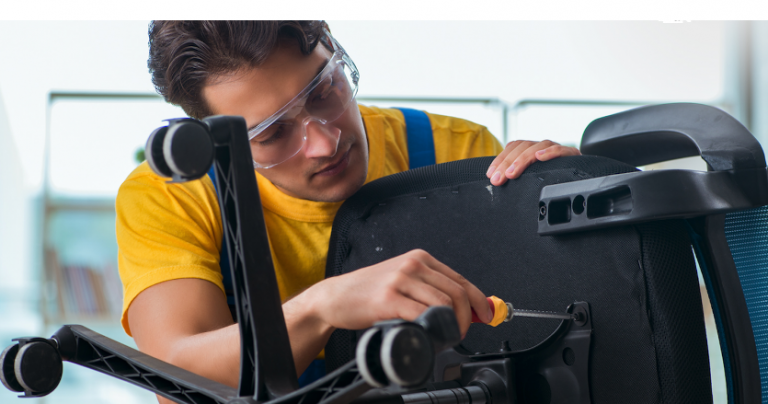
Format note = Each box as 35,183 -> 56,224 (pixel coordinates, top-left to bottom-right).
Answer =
394,108 -> 436,169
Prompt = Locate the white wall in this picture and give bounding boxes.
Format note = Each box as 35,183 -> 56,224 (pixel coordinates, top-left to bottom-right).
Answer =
328,21 -> 726,145
0,21 -> 728,194
0,87 -> 41,371
0,21 -> 155,193
330,21 -> 724,102
0,87 -> 29,294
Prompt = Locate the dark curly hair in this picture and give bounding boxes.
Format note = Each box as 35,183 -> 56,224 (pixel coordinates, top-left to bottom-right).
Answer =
148,21 -> 330,119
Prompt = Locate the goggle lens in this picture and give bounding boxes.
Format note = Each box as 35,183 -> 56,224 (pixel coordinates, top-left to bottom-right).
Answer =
249,51 -> 359,169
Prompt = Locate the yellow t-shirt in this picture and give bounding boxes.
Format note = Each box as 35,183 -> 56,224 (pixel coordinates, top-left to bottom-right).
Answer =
116,105 -> 503,336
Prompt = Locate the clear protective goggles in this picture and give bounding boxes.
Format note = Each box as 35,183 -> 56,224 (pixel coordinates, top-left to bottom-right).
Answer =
247,34 -> 360,169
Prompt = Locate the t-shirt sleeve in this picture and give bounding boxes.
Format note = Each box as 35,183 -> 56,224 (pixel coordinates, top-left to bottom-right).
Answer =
427,113 -> 504,164
116,163 -> 224,336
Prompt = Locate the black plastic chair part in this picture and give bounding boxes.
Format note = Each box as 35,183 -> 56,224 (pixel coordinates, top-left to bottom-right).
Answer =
324,155 -> 712,404
325,103 -> 768,404
580,102 -> 765,171
574,103 -> 768,404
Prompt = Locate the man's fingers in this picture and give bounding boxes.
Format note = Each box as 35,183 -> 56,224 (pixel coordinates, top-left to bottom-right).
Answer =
409,265 -> 472,332
392,295 -> 430,323
485,149 -> 509,178
486,140 -> 522,173
489,141 -> 534,186
323,249 -> 491,335
399,280 -> 455,309
411,251 -> 492,325
490,140 -> 584,183
504,140 -> 556,180
535,144 -> 581,161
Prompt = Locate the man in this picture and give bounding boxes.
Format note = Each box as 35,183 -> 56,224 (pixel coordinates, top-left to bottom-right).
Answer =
117,20 -> 580,395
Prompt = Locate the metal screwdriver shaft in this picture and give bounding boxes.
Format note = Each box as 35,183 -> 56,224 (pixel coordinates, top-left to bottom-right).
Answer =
471,296 -> 576,326
503,303 -> 576,322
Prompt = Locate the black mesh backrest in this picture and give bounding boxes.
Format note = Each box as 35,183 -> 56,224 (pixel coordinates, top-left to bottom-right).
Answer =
723,207 -> 768,401
325,155 -> 712,404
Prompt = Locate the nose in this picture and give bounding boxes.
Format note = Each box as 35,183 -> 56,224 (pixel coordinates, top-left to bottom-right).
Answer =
302,118 -> 341,159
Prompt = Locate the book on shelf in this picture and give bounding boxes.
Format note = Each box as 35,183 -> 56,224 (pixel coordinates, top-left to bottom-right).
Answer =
47,249 -> 123,320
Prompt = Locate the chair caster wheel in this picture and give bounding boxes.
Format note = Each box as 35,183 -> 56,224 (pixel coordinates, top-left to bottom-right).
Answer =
146,119 -> 214,182
1,344 -> 23,393
0,339 -> 62,397
380,325 -> 433,388
356,323 -> 434,389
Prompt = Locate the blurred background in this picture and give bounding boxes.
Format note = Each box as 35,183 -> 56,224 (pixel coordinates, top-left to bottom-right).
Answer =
0,20 -> 765,403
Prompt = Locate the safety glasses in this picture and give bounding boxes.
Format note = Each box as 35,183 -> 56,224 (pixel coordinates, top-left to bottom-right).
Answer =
247,34 -> 359,169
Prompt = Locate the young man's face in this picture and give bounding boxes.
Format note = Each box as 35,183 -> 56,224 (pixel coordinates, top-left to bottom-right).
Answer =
202,40 -> 369,202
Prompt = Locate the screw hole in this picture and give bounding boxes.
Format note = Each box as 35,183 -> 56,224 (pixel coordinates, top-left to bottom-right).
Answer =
562,347 -> 576,366
572,195 -> 585,215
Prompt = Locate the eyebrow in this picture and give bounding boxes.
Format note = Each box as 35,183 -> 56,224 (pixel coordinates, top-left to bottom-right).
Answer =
308,57 -> 331,88
247,57 -> 332,133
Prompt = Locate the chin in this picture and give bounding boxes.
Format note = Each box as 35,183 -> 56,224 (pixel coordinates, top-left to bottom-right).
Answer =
310,145 -> 369,202
316,168 -> 368,202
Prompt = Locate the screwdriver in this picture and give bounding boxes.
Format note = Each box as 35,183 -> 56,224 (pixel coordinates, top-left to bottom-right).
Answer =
471,296 -> 576,327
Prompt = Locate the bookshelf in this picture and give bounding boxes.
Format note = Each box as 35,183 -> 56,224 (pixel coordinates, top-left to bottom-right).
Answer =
41,198 -> 122,326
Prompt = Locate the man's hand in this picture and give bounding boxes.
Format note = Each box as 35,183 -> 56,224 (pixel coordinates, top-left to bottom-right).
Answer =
304,249 -> 493,338
486,140 -> 581,186
129,249 -> 492,395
